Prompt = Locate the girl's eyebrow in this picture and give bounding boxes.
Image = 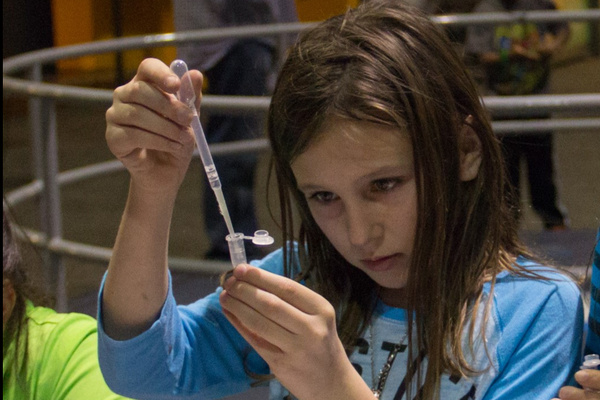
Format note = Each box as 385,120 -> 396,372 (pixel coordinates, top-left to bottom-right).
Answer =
296,166 -> 409,192
362,165 -> 409,179
295,181 -> 327,193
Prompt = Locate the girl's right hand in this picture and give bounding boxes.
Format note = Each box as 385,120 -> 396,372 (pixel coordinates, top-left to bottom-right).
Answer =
105,58 -> 203,197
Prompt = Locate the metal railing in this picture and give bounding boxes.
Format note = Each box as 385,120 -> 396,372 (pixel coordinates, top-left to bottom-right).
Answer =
3,9 -> 600,310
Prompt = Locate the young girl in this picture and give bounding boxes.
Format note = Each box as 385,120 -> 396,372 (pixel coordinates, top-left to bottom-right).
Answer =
3,207 -> 129,399
98,1 -> 583,399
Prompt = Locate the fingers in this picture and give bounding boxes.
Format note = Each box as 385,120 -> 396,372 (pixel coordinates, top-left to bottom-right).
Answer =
112,79 -> 192,130
556,371 -> 600,400
219,264 -> 338,357
133,58 -> 204,111
134,58 -> 181,95
221,307 -> 284,355
106,58 -> 204,160
114,58 -> 203,129
107,100 -> 190,152
555,385 -> 592,400
576,370 -> 600,391
220,288 -> 299,353
219,264 -> 357,400
106,125 -> 187,162
220,274 -> 308,335
230,264 -> 333,316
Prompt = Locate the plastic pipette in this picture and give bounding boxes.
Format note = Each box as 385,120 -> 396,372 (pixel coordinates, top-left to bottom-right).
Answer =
170,59 -> 236,237
170,60 -> 274,267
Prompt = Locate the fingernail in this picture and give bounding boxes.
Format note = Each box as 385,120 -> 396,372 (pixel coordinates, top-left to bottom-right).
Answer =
234,264 -> 247,275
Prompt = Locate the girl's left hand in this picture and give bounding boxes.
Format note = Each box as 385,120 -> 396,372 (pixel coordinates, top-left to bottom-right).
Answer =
219,264 -> 372,400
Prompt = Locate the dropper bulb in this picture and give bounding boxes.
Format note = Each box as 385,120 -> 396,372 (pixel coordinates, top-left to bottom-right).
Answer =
169,60 -> 196,108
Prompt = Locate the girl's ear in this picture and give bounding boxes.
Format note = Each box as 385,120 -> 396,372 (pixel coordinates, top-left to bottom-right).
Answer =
458,115 -> 482,182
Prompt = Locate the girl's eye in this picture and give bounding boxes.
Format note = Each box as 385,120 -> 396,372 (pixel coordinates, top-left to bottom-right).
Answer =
309,191 -> 338,203
371,178 -> 401,192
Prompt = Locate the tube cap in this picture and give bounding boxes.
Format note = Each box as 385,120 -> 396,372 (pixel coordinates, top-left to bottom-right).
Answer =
582,354 -> 600,370
251,230 -> 275,245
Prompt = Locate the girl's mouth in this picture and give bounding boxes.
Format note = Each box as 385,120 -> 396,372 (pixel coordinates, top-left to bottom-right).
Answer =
361,254 -> 399,272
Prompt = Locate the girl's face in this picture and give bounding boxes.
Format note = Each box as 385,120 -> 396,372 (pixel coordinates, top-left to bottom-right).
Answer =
292,118 -> 417,299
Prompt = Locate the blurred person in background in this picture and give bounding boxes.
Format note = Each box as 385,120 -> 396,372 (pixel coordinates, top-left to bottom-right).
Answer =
173,0 -> 298,261
465,0 -> 570,231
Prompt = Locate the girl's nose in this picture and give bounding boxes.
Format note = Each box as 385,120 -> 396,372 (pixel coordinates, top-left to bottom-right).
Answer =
345,202 -> 381,248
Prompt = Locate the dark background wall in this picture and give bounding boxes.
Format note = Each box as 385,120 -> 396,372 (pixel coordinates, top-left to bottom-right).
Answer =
3,0 -> 54,58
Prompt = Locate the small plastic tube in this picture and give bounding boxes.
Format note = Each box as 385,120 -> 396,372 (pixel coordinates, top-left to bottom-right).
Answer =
226,233 -> 247,267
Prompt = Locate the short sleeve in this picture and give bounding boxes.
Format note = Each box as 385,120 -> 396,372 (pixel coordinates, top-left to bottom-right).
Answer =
483,270 -> 584,399
38,313 -> 129,399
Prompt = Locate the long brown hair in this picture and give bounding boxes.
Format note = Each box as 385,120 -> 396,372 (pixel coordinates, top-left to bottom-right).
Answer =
3,205 -> 50,386
267,1 -> 535,397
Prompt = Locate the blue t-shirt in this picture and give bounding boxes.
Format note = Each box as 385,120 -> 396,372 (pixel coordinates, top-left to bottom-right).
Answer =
97,249 -> 583,399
